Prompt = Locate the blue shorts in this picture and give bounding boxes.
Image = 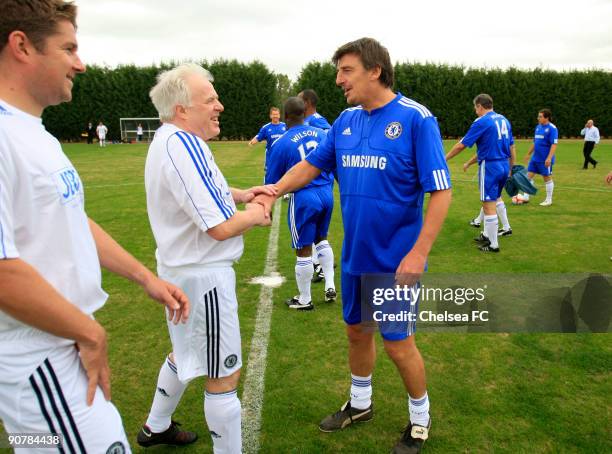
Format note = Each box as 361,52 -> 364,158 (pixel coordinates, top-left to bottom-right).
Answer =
287,185 -> 333,248
342,272 -> 418,341
479,160 -> 509,202
528,159 -> 553,176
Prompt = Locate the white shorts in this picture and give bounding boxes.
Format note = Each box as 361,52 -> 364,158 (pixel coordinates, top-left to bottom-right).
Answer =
160,265 -> 242,383
0,345 -> 130,453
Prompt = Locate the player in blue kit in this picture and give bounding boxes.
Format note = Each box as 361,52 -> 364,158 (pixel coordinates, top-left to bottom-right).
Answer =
255,38 -> 451,453
266,97 -> 336,310
520,109 -> 557,206
248,106 -> 286,172
446,94 -> 516,252
299,89 -> 332,131
298,89 -> 332,281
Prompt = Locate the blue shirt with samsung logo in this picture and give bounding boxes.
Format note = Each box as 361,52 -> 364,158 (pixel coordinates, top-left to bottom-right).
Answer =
265,124 -> 333,188
306,93 -> 451,274
460,111 -> 514,162
255,122 -> 286,157
304,112 -> 331,131
533,123 -> 558,162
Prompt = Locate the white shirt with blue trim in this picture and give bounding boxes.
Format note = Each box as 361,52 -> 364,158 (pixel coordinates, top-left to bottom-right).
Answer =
0,99 -> 107,382
145,123 -> 242,269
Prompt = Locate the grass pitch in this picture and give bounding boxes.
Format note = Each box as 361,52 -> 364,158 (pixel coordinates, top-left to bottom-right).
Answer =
5,139 -> 610,453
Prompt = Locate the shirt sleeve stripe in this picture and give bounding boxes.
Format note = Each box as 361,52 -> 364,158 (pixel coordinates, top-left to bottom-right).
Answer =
437,170 -> 446,189
184,132 -> 235,217
181,132 -> 234,219
432,170 -> 441,190
442,170 -> 450,189
437,169 -> 449,189
164,137 -> 209,229
174,132 -> 232,220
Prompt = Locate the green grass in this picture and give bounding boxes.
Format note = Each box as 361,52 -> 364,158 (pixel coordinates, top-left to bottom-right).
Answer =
4,139 -> 611,453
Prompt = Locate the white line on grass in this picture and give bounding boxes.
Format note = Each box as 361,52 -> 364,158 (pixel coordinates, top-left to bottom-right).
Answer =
241,199 -> 282,454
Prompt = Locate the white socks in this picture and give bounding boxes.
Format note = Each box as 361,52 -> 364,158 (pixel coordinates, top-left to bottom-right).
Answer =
311,244 -> 320,266
204,389 -> 241,454
295,257 -> 313,304
146,356 -> 187,433
475,207 -> 484,224
496,201 -> 510,230
409,392 -> 430,427
522,179 -> 535,201
315,240 -> 335,290
350,374 -> 372,410
484,214 -> 499,248
545,180 -> 554,202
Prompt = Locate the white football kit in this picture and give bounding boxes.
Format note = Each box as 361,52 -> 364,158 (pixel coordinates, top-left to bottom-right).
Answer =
145,123 -> 243,382
0,100 -> 130,453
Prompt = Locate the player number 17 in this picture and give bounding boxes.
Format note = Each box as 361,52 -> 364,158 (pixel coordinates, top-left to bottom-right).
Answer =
297,140 -> 319,160
495,119 -> 509,140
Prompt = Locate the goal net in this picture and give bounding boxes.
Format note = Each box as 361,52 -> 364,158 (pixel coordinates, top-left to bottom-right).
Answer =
119,117 -> 161,143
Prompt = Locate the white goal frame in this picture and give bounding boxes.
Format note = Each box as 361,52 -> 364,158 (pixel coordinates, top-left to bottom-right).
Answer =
119,117 -> 161,143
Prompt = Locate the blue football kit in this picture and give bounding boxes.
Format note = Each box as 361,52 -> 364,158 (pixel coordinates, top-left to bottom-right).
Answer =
306,93 -> 451,339
266,124 -> 334,249
304,112 -> 332,131
255,122 -> 286,166
461,111 -> 514,201
529,123 -> 558,176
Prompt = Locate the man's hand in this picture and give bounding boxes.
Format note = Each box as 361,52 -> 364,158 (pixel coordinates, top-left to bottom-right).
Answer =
463,162 -> 471,172
252,193 -> 276,219
523,154 -> 530,164
395,249 -> 427,288
245,202 -> 272,226
76,323 -> 111,406
606,171 -> 612,184
142,275 -> 190,324
238,185 -> 278,203
545,158 -> 552,167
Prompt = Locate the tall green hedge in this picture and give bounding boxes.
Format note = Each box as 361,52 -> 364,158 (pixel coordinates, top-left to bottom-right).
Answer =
43,60 -> 278,141
296,62 -> 611,138
43,60 -> 610,140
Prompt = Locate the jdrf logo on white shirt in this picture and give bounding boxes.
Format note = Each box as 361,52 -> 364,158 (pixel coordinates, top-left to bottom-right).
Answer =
52,167 -> 83,204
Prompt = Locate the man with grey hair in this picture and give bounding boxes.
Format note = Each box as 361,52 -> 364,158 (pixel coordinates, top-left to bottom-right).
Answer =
138,63 -> 274,452
447,93 -> 516,252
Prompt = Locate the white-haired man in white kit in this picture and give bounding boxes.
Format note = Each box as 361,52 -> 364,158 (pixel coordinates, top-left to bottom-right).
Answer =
138,63 -> 275,453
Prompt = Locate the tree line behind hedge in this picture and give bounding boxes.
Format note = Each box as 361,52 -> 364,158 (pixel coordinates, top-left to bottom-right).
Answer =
43,60 -> 610,140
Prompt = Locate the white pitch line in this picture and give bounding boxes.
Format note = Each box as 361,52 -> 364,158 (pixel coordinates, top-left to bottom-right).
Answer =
241,199 -> 282,454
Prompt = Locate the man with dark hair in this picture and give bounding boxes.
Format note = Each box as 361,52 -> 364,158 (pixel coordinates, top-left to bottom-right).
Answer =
0,1 -> 190,451
255,37 -> 451,453
446,94 -> 516,252
248,106 -> 286,173
521,109 -> 558,205
266,97 -> 336,310
580,119 -> 600,169
299,89 -> 332,131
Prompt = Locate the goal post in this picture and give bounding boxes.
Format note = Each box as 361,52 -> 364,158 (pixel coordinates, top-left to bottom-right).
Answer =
119,117 -> 161,143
